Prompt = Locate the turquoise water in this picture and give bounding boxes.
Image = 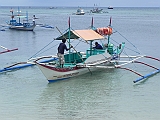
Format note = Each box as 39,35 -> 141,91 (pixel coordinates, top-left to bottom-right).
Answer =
0,7 -> 160,119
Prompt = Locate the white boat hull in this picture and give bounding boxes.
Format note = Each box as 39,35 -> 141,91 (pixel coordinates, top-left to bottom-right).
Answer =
35,50 -> 113,82
76,8 -> 85,15
76,12 -> 85,15
9,24 -> 36,31
36,63 -> 99,82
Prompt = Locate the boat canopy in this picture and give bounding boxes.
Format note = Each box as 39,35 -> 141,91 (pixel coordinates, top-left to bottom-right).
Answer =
56,29 -> 105,41
16,16 -> 27,18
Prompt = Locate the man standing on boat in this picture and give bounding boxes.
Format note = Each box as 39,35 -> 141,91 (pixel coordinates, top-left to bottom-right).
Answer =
93,42 -> 103,49
57,39 -> 73,68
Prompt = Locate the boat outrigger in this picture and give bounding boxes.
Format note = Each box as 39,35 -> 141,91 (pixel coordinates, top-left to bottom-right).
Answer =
0,45 -> 18,54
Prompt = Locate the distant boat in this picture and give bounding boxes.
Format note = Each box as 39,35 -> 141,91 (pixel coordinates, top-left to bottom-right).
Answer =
108,6 -> 113,9
90,4 -> 103,13
90,8 -> 103,13
49,7 -> 57,9
76,8 -> 85,15
7,7 -> 37,31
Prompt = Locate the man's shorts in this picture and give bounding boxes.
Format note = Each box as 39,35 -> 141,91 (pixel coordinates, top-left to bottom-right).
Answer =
57,53 -> 65,64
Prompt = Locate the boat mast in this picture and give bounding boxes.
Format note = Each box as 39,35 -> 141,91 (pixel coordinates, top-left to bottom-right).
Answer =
108,17 -> 112,44
68,17 -> 71,61
17,7 -> 21,24
10,9 -> 14,21
26,11 -> 28,23
90,17 -> 94,56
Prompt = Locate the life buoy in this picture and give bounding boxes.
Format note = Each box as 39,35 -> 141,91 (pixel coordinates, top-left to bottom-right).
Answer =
103,28 -> 109,35
108,27 -> 112,35
96,27 -> 112,35
97,28 -> 104,35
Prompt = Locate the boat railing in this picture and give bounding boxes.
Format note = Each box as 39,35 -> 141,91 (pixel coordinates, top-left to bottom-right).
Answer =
64,52 -> 83,63
86,49 -> 106,58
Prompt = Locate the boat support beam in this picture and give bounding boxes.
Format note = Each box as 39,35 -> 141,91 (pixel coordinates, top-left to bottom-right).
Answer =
117,55 -> 160,83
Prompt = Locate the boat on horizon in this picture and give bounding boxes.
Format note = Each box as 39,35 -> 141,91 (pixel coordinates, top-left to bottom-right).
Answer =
108,6 -> 113,9
90,8 -> 103,13
90,4 -> 103,13
76,8 -> 85,15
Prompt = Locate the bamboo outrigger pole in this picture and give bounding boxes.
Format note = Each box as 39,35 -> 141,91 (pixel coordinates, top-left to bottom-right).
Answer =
133,56 -> 160,83
0,45 -> 18,54
133,69 -> 160,83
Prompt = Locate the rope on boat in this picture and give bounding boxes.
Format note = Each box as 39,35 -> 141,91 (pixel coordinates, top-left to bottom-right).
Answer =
112,27 -> 143,55
107,29 -> 142,67
106,35 -> 141,65
35,43 -> 59,56
28,39 -> 56,60
110,37 -> 141,54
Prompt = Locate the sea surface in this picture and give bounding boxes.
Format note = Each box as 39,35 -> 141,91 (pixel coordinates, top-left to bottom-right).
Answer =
0,6 -> 160,120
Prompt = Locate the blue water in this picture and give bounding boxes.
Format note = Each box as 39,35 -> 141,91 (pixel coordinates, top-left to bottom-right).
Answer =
0,7 -> 160,119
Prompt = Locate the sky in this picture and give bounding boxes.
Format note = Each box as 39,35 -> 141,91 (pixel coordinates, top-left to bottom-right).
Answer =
0,0 -> 160,7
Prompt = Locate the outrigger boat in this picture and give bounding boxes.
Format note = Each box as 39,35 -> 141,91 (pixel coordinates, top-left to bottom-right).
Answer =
32,17 -> 160,83
90,8 -> 103,13
108,6 -> 113,9
1,17 -> 159,83
90,4 -> 103,13
7,7 -> 37,31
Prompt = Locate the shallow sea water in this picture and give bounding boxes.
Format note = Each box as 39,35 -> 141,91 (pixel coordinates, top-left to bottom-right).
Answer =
0,7 -> 160,120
